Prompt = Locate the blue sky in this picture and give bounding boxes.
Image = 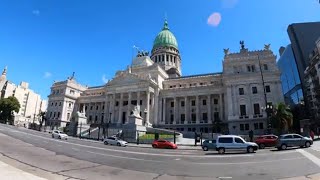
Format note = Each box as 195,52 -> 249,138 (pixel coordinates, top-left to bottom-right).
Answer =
0,0 -> 320,99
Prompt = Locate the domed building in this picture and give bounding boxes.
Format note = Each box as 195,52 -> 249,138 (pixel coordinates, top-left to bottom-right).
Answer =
47,20 -> 284,136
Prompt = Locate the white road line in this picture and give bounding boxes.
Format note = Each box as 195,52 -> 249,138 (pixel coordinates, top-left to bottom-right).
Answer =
296,149 -> 320,167
218,177 -> 232,179
86,151 -> 163,162
193,157 -> 305,165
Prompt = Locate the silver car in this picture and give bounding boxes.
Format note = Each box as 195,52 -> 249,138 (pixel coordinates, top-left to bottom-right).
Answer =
215,135 -> 259,154
103,137 -> 128,147
276,134 -> 313,150
52,130 -> 68,140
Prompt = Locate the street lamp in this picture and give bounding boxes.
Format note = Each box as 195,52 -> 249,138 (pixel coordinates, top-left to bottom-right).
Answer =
261,104 -> 273,133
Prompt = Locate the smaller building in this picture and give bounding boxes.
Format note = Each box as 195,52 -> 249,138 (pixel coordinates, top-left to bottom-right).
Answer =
0,67 -> 47,126
304,38 -> 320,125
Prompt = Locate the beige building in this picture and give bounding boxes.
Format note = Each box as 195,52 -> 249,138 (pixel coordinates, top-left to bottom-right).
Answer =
0,67 -> 47,126
47,20 -> 284,135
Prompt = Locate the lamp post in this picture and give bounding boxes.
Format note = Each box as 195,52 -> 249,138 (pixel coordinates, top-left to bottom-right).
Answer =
261,104 -> 273,134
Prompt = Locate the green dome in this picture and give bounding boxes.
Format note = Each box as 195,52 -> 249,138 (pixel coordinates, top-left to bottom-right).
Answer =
152,20 -> 178,50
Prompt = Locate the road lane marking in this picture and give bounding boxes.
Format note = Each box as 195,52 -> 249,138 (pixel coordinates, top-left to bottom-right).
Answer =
193,157 -> 305,165
296,149 -> 320,167
218,177 -> 232,179
86,151 -> 163,162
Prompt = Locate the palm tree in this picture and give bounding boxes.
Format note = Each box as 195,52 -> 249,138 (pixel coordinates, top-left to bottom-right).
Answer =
271,103 -> 293,134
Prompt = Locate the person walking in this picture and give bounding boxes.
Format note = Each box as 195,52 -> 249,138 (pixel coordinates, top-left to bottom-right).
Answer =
249,130 -> 254,142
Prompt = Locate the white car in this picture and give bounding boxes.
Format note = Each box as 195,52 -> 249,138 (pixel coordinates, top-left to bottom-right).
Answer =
52,130 -> 68,140
215,135 -> 258,154
103,137 -> 128,147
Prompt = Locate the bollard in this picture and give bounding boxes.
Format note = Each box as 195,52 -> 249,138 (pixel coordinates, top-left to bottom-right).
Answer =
173,131 -> 176,144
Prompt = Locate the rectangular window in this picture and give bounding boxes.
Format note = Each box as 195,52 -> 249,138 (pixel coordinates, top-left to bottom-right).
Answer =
67,113 -> 70,120
239,88 -> 244,95
115,101 -> 119,106
89,116 -> 92,121
259,123 -> 264,129
240,105 -> 246,116
123,101 -> 128,106
131,100 -> 137,105
171,101 -> 174,107
214,99 -> 218,105
202,113 -> 208,121
102,105 -> 105,110
240,125 -> 244,132
202,99 -> 206,106
191,100 -> 196,106
181,114 -> 185,122
181,101 -> 185,107
140,100 -> 142,105
214,112 -> 219,121
218,137 -> 233,143
95,116 -> 98,122
254,123 -> 259,130
251,65 -> 255,72
191,113 -> 196,123
247,65 -> 251,72
96,106 -> 99,110
57,112 -> 60,118
252,87 -> 257,94
254,103 -> 260,115
170,114 -> 174,123
263,64 -> 268,70
265,85 -> 271,93
245,124 -> 249,131
90,106 -> 93,110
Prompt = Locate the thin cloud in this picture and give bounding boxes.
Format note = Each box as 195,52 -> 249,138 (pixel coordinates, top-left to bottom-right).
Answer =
207,12 -> 222,27
102,74 -> 108,83
43,72 -> 52,78
32,10 -> 40,16
221,0 -> 239,9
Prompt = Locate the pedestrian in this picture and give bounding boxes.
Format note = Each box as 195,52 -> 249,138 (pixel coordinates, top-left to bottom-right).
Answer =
310,130 -> 314,141
249,130 -> 254,142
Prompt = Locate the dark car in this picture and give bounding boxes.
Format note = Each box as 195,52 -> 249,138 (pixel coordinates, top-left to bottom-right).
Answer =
202,139 -> 217,151
276,134 -> 313,150
152,140 -> 177,149
254,135 -> 278,149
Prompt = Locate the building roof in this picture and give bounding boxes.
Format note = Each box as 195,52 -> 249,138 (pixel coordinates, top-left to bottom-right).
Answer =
168,72 -> 222,80
87,85 -> 104,89
152,20 -> 178,50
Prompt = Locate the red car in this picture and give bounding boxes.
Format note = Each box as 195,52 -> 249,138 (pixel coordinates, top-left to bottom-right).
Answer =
255,135 -> 278,149
152,140 -> 177,149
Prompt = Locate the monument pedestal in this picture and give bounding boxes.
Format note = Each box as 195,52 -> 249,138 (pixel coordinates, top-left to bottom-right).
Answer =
122,107 -> 147,142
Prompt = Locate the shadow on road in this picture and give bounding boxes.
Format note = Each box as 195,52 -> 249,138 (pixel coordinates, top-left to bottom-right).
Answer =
204,152 -> 256,155
270,147 -> 299,152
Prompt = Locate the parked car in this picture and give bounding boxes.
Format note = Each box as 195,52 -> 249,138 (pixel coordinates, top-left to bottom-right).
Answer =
52,130 -> 68,140
103,137 -> 128,147
254,135 -> 278,149
276,134 -> 313,150
202,139 -> 217,151
152,140 -> 177,149
215,135 -> 258,154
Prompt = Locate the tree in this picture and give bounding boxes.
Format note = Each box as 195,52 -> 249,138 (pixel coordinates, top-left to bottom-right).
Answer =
37,111 -> 46,131
0,96 -> 20,125
271,102 -> 293,134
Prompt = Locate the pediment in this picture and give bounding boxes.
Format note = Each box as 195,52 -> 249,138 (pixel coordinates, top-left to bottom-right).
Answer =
106,72 -> 149,86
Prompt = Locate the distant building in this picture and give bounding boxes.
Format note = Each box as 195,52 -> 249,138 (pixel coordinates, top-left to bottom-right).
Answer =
304,38 -> 320,124
277,44 -> 304,106
0,67 -> 47,126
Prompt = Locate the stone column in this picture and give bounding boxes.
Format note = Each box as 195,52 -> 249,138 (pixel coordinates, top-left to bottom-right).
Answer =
174,97 -> 178,124
137,91 -> 140,106
163,98 -> 166,123
146,91 -> 150,125
184,96 -> 188,124
196,95 -> 200,123
112,93 -> 116,123
127,92 -> 132,123
219,94 -> 223,120
118,93 -> 123,124
103,94 -> 109,123
154,90 -> 159,126
207,95 -> 211,123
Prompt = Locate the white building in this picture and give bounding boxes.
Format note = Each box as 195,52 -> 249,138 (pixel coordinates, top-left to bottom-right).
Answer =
0,67 -> 47,126
47,20 -> 284,135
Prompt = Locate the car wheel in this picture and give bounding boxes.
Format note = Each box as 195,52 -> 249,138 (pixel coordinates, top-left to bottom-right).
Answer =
305,141 -> 311,148
117,142 -> 121,146
218,148 -> 225,154
281,144 -> 287,150
247,146 -> 254,153
203,146 -> 209,151
58,136 -> 61,139
259,144 -> 265,149
152,144 -> 157,148
104,141 -> 108,145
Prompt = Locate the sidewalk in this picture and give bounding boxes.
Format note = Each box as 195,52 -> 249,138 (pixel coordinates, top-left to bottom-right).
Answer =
0,160 -> 46,180
127,143 -> 202,150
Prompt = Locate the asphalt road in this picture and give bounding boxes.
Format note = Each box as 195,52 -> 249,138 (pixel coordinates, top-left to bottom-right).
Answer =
0,124 -> 319,180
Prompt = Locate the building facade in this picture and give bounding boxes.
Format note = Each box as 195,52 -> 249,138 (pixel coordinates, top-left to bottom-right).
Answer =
0,67 -> 47,126
47,20 -> 284,135
304,38 -> 320,124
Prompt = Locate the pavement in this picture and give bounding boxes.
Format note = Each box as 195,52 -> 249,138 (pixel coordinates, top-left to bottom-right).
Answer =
0,124 -> 320,180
